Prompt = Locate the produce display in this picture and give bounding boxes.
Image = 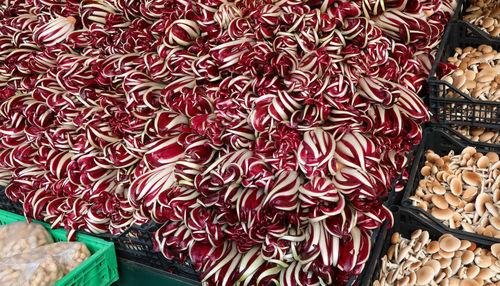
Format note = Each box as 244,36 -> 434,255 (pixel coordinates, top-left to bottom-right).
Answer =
452,125 -> 500,144
34,242 -> 91,275
463,0 -> 500,37
0,221 -> 91,286
374,230 -> 500,286
442,44 -> 500,101
0,221 -> 53,258
0,254 -> 64,286
0,0 -> 459,285
410,147 -> 500,238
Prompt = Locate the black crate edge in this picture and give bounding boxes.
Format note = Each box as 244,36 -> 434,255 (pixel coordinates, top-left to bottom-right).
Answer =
454,0 -> 500,41
0,186 -> 201,284
401,127 -> 500,245
429,21 -> 500,129
430,122 -> 500,152
356,205 -> 495,286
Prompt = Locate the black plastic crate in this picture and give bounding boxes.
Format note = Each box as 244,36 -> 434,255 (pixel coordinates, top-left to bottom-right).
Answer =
0,186 -> 200,284
430,122 -> 500,152
94,222 -> 201,285
0,186 -> 23,215
429,21 -> 500,129
357,205 -> 494,286
401,127 -> 500,244
454,0 -> 500,41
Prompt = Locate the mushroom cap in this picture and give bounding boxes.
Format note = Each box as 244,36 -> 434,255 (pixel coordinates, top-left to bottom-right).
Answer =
476,268 -> 494,280
408,272 -> 416,285
466,264 -> 480,278
427,241 -> 440,254
439,250 -> 455,259
474,255 -> 492,268
391,232 -> 400,244
433,184 -> 446,195
421,165 -> 431,176
462,250 -> 475,264
454,74 -> 467,88
426,152 -> 441,164
491,243 -> 500,258
439,256 -> 452,267
397,245 -> 412,263
475,193 -> 492,216
490,217 -> 500,231
463,188 -> 478,202
424,259 -> 441,274
462,147 -> 477,157
450,178 -> 463,195
440,236 -> 461,252
432,207 -> 454,220
416,266 -> 435,285
462,171 -> 482,186
464,202 -> 475,212
432,194 -> 449,209
450,257 -> 462,273
477,156 -> 490,168
486,152 -> 499,163
444,193 -> 461,207
479,131 -> 495,142
411,229 -> 422,240
460,240 -> 471,250
420,231 -> 430,244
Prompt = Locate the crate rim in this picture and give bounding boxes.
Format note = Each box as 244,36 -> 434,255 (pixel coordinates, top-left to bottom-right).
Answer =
357,205 -> 497,285
400,127 -> 500,245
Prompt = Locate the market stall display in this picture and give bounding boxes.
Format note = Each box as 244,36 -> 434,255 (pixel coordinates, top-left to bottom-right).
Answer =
0,209 -> 118,286
374,231 -> 500,285
452,125 -> 500,144
11,0 -> 500,285
0,1 -> 460,285
463,0 -> 500,37
410,146 -> 500,239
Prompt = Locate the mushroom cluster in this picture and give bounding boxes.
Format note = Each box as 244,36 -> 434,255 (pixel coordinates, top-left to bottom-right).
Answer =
410,147 -> 500,238
374,230 -> 500,286
463,0 -> 500,37
452,125 -> 500,145
443,45 -> 500,101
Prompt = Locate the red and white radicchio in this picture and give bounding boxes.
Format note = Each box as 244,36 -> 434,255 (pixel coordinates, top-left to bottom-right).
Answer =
0,0 -> 456,285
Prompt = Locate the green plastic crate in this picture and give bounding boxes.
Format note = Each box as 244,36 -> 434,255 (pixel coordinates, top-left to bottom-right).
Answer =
0,209 -> 119,286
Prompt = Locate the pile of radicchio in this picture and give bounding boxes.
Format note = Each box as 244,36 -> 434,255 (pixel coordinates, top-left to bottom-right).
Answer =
0,0 -> 456,285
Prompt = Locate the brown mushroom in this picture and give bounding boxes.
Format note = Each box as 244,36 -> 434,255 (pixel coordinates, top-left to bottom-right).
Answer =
432,194 -> 450,209
466,265 -> 480,278
474,255 -> 492,268
416,266 -> 435,285
491,243 -> 500,258
432,208 -> 454,220
462,171 -> 482,186
486,152 -> 499,163
462,250 -> 475,265
427,241 -> 440,254
440,236 -> 461,253
477,156 -> 490,169
450,178 -> 463,196
475,193 -> 492,216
